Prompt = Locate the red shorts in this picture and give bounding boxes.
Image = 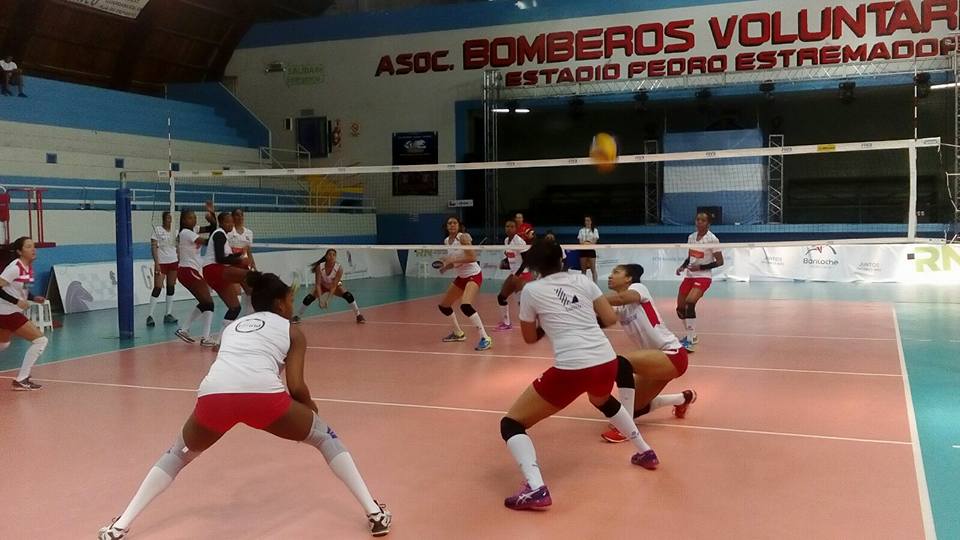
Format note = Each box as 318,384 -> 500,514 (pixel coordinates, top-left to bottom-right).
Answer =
665,348 -> 689,377
679,277 -> 712,298
159,262 -> 179,273
453,272 -> 483,290
516,272 -> 533,283
0,312 -> 28,332
203,264 -> 232,294
177,267 -> 205,289
533,359 -> 618,409
194,392 -> 293,434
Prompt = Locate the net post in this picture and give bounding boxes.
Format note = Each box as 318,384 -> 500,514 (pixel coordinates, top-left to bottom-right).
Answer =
115,187 -> 134,340
908,144 -> 918,240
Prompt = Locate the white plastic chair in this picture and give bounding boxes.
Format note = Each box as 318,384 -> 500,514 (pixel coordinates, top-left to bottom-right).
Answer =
28,300 -> 53,333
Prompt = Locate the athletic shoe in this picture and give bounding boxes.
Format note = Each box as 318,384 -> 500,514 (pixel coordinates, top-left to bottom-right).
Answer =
601,426 -> 628,443
475,336 -> 492,351
631,450 -> 660,470
17,92 -> 26,98
290,316 -> 302,324
680,337 -> 696,353
200,338 -> 219,348
163,314 -> 178,325
441,331 -> 466,342
356,314 -> 366,324
504,483 -> 552,510
493,322 -> 512,331
673,389 -> 697,419
98,517 -> 128,540
11,378 -> 41,391
691,335 -> 700,345
145,315 -> 155,327
174,329 -> 195,344
367,501 -> 391,537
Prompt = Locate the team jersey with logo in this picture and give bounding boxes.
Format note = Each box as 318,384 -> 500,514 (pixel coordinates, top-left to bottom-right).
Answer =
445,233 -> 482,279
227,227 -> 253,255
318,262 -> 342,287
685,230 -> 720,278
617,283 -> 683,352
504,234 -> 527,273
0,259 -> 33,315
198,311 -> 291,396
178,229 -> 204,271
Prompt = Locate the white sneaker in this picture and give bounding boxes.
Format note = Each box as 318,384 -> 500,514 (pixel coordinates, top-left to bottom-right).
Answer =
98,518 -> 128,540
368,501 -> 391,537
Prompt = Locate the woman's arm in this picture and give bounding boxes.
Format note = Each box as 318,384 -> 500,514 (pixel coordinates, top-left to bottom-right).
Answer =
593,295 -> 619,328
605,289 -> 642,307
150,239 -> 161,271
520,320 -> 544,344
284,325 -> 318,413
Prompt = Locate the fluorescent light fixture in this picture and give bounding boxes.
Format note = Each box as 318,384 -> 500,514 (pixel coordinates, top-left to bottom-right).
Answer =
492,108 -> 510,113
514,108 -> 531,113
930,82 -> 958,90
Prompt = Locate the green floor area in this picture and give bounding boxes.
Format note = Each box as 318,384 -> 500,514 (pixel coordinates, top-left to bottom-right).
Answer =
2,276 -> 957,536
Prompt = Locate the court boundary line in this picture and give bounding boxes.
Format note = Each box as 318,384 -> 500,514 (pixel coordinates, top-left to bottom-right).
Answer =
306,345 -> 902,378
892,305 -> 938,540
0,375 -> 911,446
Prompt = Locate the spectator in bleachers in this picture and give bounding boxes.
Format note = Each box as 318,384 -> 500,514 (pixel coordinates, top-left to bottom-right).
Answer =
1,56 -> 26,97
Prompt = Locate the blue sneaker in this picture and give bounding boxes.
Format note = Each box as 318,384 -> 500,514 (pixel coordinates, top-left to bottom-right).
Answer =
504,483 -> 552,510
680,337 -> 696,353
475,336 -> 492,351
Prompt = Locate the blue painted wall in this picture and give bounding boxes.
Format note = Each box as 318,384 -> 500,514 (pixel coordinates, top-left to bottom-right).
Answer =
166,83 -> 269,148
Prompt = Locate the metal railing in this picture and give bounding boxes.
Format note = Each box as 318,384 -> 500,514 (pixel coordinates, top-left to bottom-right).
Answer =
259,145 -> 312,168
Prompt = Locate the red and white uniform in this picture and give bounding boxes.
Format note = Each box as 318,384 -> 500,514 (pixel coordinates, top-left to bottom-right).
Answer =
195,311 -> 293,433
317,262 -> 342,293
227,226 -> 253,256
519,272 -> 618,408
446,233 -> 483,289
177,228 -> 205,289
202,228 -> 234,293
504,234 -> 531,282
151,225 -> 178,272
618,283 -> 689,375
517,222 -> 535,244
681,230 -> 720,295
0,259 -> 32,331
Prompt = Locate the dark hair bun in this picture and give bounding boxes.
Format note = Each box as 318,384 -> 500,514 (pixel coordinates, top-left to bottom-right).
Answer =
245,270 -> 264,289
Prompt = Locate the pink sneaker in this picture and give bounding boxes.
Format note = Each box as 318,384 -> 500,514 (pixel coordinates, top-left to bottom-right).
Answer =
504,483 -> 552,510
493,322 -> 513,331
631,450 -> 660,470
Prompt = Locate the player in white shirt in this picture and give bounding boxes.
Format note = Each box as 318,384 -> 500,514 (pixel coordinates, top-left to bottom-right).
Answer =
0,55 -> 26,97
437,216 -> 491,351
494,218 -> 533,331
0,237 -> 47,390
98,272 -> 391,540
203,212 -> 252,345
675,212 -> 723,351
147,211 -> 179,328
174,205 -> 218,346
577,215 -> 599,282
292,248 -> 365,324
499,240 -> 659,511
228,208 -> 256,314
599,263 -> 698,443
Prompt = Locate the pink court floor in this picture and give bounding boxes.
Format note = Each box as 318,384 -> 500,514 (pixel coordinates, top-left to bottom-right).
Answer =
0,295 -> 927,539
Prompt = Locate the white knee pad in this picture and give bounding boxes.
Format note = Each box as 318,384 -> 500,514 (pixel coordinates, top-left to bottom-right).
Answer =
303,413 -> 347,463
31,336 -> 48,351
156,433 -> 200,477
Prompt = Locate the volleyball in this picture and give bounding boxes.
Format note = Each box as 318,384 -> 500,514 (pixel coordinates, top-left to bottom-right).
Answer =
589,132 -> 618,172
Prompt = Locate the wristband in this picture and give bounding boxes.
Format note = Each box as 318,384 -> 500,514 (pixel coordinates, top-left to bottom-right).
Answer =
0,289 -> 20,304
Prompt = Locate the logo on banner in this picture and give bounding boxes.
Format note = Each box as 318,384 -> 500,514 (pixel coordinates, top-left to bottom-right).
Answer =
856,261 -> 883,273
803,245 -> 840,266
403,138 -> 428,153
909,245 -> 960,272
759,249 -> 784,267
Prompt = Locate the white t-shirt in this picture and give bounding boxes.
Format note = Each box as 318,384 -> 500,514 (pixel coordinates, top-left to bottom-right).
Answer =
685,230 -> 720,278
519,272 -> 616,370
202,228 -> 231,268
0,60 -> 17,71
227,227 -> 253,255
198,311 -> 291,396
151,225 -> 178,264
504,234 -> 526,274
578,227 -> 600,245
0,259 -> 32,316
445,233 -> 482,279
178,229 -> 204,271
617,283 -> 683,352
318,261 -> 342,287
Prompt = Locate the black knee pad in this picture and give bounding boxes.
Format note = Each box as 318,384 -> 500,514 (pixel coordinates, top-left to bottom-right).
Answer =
151,287 -> 162,298
460,303 -> 476,317
302,294 -> 316,306
676,306 -> 686,320
342,291 -> 355,304
500,417 -> 526,441
225,306 -> 242,320
633,404 -> 652,419
199,302 -> 215,313
596,396 -> 623,418
166,285 -> 175,296
497,294 -> 508,306
438,305 -> 454,316
685,302 -> 697,319
616,356 -> 635,389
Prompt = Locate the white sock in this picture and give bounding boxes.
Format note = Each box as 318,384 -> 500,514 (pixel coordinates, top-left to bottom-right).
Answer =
447,312 -> 463,334
17,337 -> 46,381
114,467 -> 174,530
685,318 -> 696,340
147,294 -> 159,318
349,301 -> 361,316
164,294 -> 174,316
179,308 -> 201,332
618,387 -> 636,421
651,393 -> 686,410
201,311 -> 214,339
468,313 -> 489,339
607,405 -> 652,453
506,434 -> 544,489
500,301 -> 510,325
329,453 -> 381,515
